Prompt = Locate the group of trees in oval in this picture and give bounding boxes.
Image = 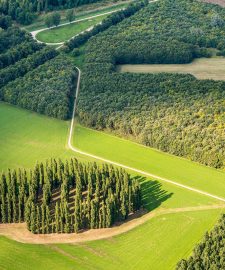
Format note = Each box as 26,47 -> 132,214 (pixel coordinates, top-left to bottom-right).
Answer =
75,0 -> 225,169
0,159 -> 142,234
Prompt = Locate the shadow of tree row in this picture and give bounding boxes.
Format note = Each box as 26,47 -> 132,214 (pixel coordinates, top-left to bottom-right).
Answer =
134,176 -> 173,212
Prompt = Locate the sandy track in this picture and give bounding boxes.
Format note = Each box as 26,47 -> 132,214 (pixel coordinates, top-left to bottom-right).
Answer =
0,204 -> 224,244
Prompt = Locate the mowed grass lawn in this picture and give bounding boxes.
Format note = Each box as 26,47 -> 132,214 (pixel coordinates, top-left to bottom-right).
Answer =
36,14 -> 108,43
117,58 -> 225,80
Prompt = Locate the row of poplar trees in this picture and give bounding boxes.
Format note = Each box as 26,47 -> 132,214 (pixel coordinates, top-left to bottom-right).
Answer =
0,158 -> 142,234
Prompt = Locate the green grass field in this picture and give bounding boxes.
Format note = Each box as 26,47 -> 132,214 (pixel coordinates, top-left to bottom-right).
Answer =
72,124 -> 225,200
36,14 -> 108,43
0,209 -> 223,269
1,102 -> 225,269
117,58 -> 225,80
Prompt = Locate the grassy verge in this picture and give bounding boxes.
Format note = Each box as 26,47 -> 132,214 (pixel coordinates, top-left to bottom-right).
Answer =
36,14 -> 107,43
65,42 -> 87,70
117,57 -> 225,80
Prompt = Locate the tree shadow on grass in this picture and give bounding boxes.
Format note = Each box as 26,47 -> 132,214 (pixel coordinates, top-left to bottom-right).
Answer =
135,176 -> 174,212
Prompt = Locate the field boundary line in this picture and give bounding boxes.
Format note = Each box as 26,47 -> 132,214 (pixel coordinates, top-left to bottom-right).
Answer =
68,67 -> 225,203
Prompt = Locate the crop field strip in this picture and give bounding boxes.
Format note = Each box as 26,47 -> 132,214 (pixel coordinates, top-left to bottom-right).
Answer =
117,58 -> 225,81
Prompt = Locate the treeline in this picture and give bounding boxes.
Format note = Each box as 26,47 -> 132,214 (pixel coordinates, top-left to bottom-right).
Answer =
176,213 -> 225,269
0,0 -> 103,25
0,41 -> 45,70
1,54 -> 76,120
0,46 -> 58,89
76,0 -> 225,169
0,159 -> 142,234
0,25 -> 32,53
79,70 -> 225,169
64,1 -> 147,52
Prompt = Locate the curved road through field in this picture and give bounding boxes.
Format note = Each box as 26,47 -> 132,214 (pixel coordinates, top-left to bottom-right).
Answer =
69,67 -> 225,203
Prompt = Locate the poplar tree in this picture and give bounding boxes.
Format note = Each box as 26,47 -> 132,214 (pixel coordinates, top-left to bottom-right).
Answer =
36,206 -> 40,234
70,158 -> 75,187
0,172 -> 7,198
46,205 -> 50,234
41,204 -> 45,234
70,215 -> 73,232
83,199 -> 87,229
12,195 -> 17,223
40,162 -> 44,186
52,219 -> 54,233
60,216 -> 63,233
91,200 -> 95,229
1,195 -> 6,223
55,202 -> 60,233
7,194 -> 11,223
102,201 -> 106,228
31,202 -> 36,234
99,208 -> 102,229
106,199 -> 111,228
74,195 -> 80,233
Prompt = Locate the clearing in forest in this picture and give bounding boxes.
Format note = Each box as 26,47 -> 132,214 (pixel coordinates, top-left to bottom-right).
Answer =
117,58 -> 225,81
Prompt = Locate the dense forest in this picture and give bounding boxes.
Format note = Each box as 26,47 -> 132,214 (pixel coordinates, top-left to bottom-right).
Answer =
76,0 -> 225,169
176,213 -> 225,269
0,0 -> 104,25
0,160 -> 141,234
64,1 -> 148,52
0,25 -> 75,120
1,54 -> 76,120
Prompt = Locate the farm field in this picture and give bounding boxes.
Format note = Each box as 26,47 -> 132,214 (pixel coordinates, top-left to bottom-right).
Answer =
1,102 -> 222,209
2,0 -> 225,268
0,208 -> 223,269
117,58 -> 225,80
36,14 -> 108,43
0,102 -> 97,172
73,124 -> 225,200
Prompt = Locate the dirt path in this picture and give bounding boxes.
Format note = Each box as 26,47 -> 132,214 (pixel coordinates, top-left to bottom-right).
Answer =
0,204 -> 224,244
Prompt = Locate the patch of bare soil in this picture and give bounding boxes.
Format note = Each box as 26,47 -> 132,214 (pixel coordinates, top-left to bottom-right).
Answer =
0,203 -> 225,244
197,0 -> 225,7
